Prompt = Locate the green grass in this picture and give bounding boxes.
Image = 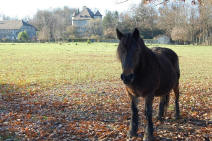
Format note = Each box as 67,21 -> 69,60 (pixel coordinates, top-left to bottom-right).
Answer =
0,43 -> 211,94
0,43 -> 121,94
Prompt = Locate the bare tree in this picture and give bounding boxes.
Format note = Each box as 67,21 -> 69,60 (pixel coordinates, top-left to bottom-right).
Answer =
30,7 -> 75,41
131,4 -> 158,38
118,13 -> 134,32
102,11 -> 119,39
197,0 -> 212,45
31,10 -> 54,41
37,26 -> 51,41
118,0 -> 212,5
171,26 -> 190,44
87,19 -> 103,38
186,7 -> 199,44
66,25 -> 78,39
157,3 -> 189,38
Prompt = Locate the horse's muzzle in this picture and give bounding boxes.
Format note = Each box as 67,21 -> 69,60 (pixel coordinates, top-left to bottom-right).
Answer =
121,73 -> 135,85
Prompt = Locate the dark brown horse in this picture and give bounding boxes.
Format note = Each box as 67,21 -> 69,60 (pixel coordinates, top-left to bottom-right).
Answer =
116,28 -> 180,141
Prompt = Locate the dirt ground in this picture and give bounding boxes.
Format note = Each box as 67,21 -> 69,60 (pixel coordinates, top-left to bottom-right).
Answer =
0,81 -> 211,141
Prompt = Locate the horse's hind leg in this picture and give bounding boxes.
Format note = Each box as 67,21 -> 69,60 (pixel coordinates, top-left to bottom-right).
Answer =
174,84 -> 180,119
157,94 -> 170,121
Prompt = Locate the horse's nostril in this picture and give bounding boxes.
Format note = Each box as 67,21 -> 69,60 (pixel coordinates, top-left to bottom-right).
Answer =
121,73 -> 134,85
130,74 -> 135,81
123,80 -> 129,84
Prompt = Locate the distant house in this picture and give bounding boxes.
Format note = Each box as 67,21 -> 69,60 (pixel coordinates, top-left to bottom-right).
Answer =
0,20 -> 37,41
155,35 -> 171,44
72,6 -> 102,36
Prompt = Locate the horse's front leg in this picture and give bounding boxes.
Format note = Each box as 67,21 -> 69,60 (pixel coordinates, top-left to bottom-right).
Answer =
143,95 -> 154,141
128,94 -> 139,137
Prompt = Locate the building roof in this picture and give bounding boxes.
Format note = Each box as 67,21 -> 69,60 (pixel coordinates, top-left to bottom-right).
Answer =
95,10 -> 102,16
73,6 -> 102,21
0,20 -> 35,30
73,6 -> 94,20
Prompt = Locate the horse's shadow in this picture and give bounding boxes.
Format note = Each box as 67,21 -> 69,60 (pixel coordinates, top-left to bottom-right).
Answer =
153,116 -> 211,141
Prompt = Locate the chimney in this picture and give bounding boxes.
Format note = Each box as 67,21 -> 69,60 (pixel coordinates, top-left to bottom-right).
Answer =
83,6 -> 87,10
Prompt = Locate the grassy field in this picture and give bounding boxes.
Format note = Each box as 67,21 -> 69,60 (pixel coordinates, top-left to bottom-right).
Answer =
0,43 -> 211,140
0,43 -> 120,87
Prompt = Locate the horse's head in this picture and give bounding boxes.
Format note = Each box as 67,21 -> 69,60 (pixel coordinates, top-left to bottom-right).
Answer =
116,28 -> 144,85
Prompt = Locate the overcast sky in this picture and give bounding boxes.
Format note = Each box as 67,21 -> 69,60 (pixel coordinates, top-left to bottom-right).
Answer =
0,0 -> 141,19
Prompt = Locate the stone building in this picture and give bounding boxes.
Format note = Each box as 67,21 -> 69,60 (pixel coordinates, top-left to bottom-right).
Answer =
0,20 -> 37,41
72,6 -> 102,36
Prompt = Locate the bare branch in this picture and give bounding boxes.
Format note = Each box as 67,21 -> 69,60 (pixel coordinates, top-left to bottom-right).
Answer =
115,0 -> 129,4
153,0 -> 169,6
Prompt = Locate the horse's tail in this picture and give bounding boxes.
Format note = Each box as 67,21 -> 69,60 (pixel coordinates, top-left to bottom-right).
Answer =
165,49 -> 180,80
175,56 -> 180,80
164,49 -> 180,80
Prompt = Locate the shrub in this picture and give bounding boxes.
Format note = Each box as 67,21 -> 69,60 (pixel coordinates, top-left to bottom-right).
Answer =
87,39 -> 91,44
18,31 -> 29,41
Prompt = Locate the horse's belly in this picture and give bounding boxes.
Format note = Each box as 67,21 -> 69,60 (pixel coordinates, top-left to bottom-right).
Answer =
154,88 -> 172,96
155,76 -> 177,96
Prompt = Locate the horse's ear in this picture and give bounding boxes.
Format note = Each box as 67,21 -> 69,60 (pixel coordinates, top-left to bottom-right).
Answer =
116,28 -> 124,40
133,28 -> 140,40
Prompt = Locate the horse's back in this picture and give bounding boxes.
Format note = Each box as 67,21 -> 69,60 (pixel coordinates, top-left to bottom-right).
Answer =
151,47 -> 178,66
151,47 -> 180,77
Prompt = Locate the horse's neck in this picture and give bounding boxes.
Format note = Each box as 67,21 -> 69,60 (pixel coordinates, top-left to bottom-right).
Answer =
137,46 -> 155,72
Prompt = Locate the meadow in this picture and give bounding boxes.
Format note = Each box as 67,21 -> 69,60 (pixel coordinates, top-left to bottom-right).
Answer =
0,43 -> 211,140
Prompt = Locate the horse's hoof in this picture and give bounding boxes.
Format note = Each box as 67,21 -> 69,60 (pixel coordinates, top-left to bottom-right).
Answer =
143,135 -> 155,141
157,116 -> 164,122
175,115 -> 181,120
128,131 -> 138,137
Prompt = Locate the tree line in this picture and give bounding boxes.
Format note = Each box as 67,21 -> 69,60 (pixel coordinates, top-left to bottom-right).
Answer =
103,0 -> 212,45
26,0 -> 212,45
